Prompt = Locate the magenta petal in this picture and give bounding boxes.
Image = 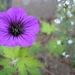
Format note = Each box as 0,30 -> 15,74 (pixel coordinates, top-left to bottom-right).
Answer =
23,16 -> 39,34
0,12 -> 11,32
7,7 -> 27,23
0,12 -> 11,24
0,32 -> 16,47
15,33 -> 35,47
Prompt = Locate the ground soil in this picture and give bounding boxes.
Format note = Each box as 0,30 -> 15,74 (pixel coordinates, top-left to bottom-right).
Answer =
37,52 -> 75,75
36,31 -> 75,75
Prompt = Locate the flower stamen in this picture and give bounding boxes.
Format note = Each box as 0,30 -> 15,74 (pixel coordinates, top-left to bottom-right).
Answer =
9,23 -> 24,36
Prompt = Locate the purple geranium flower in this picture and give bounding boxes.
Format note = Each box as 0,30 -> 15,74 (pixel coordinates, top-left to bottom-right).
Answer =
0,7 -> 39,47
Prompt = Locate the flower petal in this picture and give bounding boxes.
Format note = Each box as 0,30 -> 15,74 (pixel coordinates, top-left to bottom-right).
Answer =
22,16 -> 39,34
0,32 -> 16,47
0,12 -> 11,32
7,7 -> 27,23
15,33 -> 35,47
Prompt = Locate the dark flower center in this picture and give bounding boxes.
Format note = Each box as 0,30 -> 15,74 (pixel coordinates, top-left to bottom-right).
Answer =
9,23 -> 24,36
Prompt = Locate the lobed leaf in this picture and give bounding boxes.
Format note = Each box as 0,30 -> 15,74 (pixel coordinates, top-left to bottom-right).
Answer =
0,58 -> 10,68
24,57 -> 43,67
19,47 -> 28,58
41,21 -> 55,35
2,46 -> 14,58
26,66 -> 41,75
13,46 -> 20,58
0,67 -> 16,75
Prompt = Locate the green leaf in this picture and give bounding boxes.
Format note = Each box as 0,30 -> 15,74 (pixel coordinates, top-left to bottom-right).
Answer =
48,40 -> 64,56
18,66 -> 27,75
16,56 -> 42,75
41,22 -> 51,35
24,57 -> 43,67
26,66 -> 41,75
13,46 -> 20,58
0,71 -> 5,75
0,46 -> 3,55
55,45 -> 64,55
2,46 -> 14,58
18,67 -> 27,75
32,59 -> 43,67
41,22 -> 55,35
29,42 -> 41,56
0,67 -> 16,75
16,58 -> 27,75
50,24 -> 56,32
48,40 -> 57,54
19,47 -> 28,58
0,58 -> 10,68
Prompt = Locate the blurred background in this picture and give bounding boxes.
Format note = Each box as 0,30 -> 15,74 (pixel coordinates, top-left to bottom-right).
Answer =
1,0 -> 57,20
0,0 -> 75,75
